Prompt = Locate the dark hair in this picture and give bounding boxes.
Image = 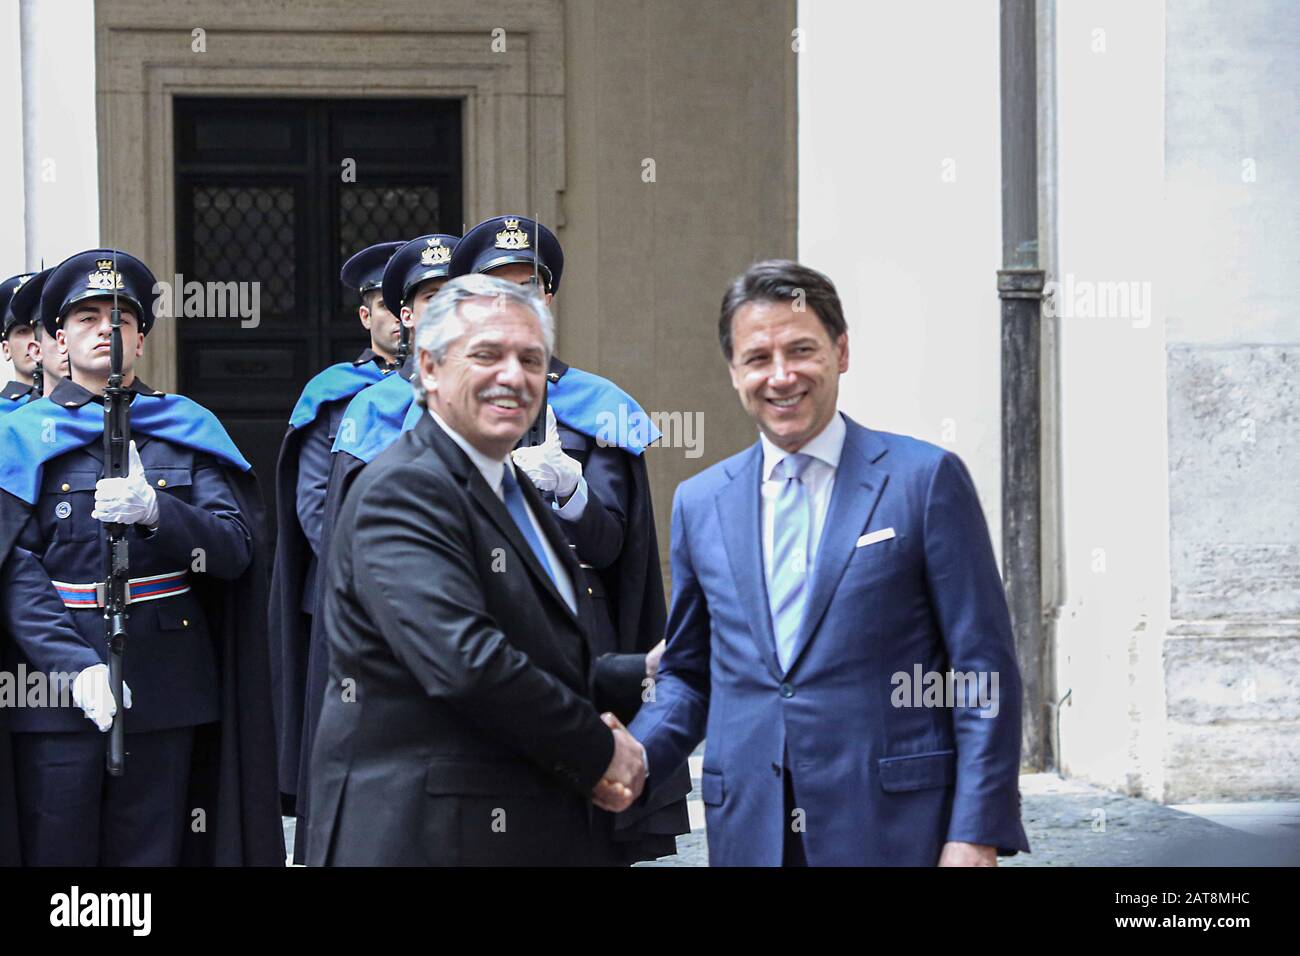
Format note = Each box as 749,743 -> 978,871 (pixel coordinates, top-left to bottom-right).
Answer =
361,288 -> 384,312
718,259 -> 846,361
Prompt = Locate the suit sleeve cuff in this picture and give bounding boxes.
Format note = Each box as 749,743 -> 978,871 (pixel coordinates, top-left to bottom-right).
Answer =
569,716 -> 616,793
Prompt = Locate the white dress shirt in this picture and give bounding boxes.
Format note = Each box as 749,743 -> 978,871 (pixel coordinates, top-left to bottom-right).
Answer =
429,409 -> 578,614
759,411 -> 847,588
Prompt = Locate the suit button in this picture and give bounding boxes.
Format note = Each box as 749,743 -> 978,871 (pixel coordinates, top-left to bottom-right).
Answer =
587,587 -> 593,595
182,619 -> 189,627
156,478 -> 167,488
779,683 -> 794,699
61,483 -> 70,492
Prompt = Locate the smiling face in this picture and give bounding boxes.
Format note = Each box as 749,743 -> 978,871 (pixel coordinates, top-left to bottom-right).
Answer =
56,298 -> 144,383
419,295 -> 547,460
727,298 -> 848,453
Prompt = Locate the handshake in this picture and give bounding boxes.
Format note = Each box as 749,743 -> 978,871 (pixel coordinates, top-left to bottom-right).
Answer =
591,712 -> 646,813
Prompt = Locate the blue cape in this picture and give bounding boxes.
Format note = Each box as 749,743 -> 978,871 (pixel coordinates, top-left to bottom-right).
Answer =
0,394 -> 33,416
0,393 -> 251,504
397,365 -> 662,455
288,361 -> 387,431
331,370 -> 414,464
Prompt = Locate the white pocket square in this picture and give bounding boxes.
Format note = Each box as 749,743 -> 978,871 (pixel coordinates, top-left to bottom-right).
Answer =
855,527 -> 896,548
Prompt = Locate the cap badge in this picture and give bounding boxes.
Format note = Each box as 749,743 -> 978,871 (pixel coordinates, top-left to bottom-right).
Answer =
419,237 -> 451,267
495,218 -> 531,251
88,260 -> 125,291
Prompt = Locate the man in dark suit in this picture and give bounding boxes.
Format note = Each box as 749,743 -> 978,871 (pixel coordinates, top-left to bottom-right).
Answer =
306,274 -> 647,866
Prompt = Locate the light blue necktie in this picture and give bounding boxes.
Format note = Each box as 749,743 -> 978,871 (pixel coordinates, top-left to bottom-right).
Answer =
769,453 -> 813,671
500,465 -> 558,589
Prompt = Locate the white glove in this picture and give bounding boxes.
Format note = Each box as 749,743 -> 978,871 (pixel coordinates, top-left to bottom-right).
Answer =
511,406 -> 583,499
72,663 -> 133,733
92,440 -> 159,527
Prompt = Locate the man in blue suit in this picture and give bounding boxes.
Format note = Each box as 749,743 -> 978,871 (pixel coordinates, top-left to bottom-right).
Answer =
624,260 -> 1030,866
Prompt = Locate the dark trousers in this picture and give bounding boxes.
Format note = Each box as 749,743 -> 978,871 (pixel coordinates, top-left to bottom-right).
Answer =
13,727 -> 195,866
783,758 -> 807,867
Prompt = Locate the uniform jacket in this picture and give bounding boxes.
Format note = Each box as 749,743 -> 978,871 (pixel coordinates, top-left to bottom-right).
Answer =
0,378 -> 284,865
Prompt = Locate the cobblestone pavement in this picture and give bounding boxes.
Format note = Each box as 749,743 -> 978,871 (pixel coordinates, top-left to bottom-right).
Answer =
284,769 -> 1298,867
1000,774 -> 1296,867
638,771 -> 1299,867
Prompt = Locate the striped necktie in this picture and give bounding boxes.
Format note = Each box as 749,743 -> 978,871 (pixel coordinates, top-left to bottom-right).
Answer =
768,452 -> 813,671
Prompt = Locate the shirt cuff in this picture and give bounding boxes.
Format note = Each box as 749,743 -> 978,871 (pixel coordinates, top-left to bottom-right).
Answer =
552,475 -> 588,521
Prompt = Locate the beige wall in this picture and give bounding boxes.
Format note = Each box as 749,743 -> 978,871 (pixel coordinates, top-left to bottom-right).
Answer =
561,0 -> 797,571
92,0 -> 797,577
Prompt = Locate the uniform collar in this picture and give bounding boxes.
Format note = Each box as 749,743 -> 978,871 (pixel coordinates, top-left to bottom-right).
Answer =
1,379 -> 34,401
759,410 -> 847,481
49,375 -> 162,409
355,347 -> 400,373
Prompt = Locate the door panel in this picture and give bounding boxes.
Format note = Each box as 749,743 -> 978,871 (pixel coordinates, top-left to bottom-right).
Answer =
174,97 -> 463,532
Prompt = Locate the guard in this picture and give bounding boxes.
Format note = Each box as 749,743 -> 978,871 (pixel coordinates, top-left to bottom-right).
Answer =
7,268 -> 68,401
1,272 -> 39,410
269,238 -> 406,848
0,249 -> 283,865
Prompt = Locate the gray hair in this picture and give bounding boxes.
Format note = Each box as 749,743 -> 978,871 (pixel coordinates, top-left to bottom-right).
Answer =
410,273 -> 556,405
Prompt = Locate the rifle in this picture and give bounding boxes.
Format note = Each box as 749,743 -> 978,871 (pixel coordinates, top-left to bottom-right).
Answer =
30,258 -> 45,396
103,248 -> 130,776
521,378 -> 548,448
396,307 -> 410,366
520,216 -> 548,449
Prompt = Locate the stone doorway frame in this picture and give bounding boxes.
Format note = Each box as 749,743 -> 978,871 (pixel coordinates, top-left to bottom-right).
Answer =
95,0 -> 566,392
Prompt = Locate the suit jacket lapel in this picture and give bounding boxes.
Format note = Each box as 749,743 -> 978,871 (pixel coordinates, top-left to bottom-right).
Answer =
785,419 -> 889,676
416,414 -> 581,627
716,443 -> 782,682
